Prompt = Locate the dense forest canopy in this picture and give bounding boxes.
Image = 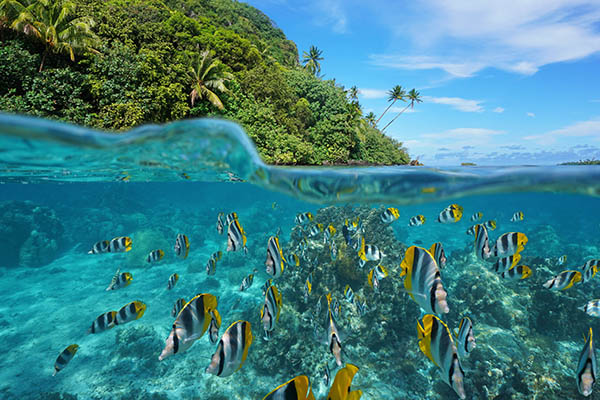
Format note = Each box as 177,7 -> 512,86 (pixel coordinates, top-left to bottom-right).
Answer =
0,0 -> 411,165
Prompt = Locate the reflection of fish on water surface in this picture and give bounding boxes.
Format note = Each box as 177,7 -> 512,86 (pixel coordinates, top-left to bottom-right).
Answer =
2,115 -> 600,399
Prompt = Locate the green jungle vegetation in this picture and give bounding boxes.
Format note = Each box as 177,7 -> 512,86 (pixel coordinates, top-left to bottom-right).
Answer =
560,159 -> 600,165
0,0 -> 417,165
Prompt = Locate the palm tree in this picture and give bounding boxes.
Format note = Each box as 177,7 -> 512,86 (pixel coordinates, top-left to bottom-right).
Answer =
381,88 -> 422,132
187,50 -> 233,110
302,45 -> 323,76
347,85 -> 358,101
9,0 -> 100,72
375,85 -> 406,125
0,0 -> 29,29
365,112 -> 376,127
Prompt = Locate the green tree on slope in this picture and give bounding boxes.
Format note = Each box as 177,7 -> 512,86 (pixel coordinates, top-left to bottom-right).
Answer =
302,45 -> 323,76
187,50 -> 233,110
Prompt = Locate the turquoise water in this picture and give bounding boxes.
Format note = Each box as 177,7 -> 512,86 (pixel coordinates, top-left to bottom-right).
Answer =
1,114 -> 600,399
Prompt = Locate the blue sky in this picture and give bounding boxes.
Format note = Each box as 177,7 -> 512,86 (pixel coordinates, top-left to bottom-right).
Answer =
244,0 -> 600,165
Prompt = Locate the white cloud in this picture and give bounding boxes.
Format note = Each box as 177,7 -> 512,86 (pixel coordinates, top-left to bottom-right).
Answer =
311,0 -> 347,33
425,96 -> 484,112
527,112 -> 535,117
358,88 -> 388,99
493,107 -> 505,113
369,1 -> 600,77
423,128 -> 504,140
524,117 -> 600,142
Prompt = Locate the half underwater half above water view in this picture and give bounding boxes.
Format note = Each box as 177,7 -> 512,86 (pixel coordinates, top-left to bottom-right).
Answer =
2,115 -> 600,400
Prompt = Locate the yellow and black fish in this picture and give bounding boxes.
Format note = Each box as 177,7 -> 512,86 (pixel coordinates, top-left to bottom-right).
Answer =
265,236 -> 286,277
324,224 -> 336,243
326,363 -> 363,400
205,320 -> 253,377
400,246 -> 449,314
409,215 -> 426,226
500,264 -> 532,280
206,251 -> 222,276
171,298 -> 186,317
159,293 -> 218,360
262,279 -> 273,296
227,219 -> 247,254
437,204 -> 463,223
308,223 -> 324,238
367,265 -> 388,292
240,271 -> 256,291
295,212 -> 313,225
88,240 -> 110,254
105,268 -> 132,291
470,212 -> 483,222
326,293 -> 343,367
466,225 -> 476,236
381,207 -> 400,224
147,249 -> 164,263
358,237 -> 383,262
115,300 -> 146,325
225,212 -> 238,226
261,285 -> 283,340
174,234 -> 189,260
543,270 -> 582,291
208,309 -> 221,344
474,224 -> 491,260
286,252 -> 300,267
304,273 -> 313,301
493,253 -> 521,274
577,327 -> 597,397
88,311 -> 117,334
429,242 -> 447,269
455,316 -> 476,358
344,284 -> 355,305
216,212 -> 225,235
582,260 -> 600,283
166,273 -> 179,290
557,255 -> 567,266
484,220 -> 497,230
492,232 -> 528,258
510,211 -> 524,222
53,344 -> 79,376
109,236 -> 132,252
263,375 -> 316,400
417,314 -> 466,399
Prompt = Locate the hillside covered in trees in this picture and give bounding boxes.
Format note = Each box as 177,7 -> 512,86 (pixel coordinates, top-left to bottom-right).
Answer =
0,0 -> 411,165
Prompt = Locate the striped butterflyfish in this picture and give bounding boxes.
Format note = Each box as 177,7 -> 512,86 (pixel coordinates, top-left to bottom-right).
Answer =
577,327 -> 597,397
455,317 -> 476,358
308,223 -> 323,238
437,204 -> 463,223
158,293 -> 218,361
510,211 -> 524,222
240,272 -> 255,291
225,212 -> 238,226
265,236 -> 286,277
417,314 -> 466,399
484,220 -> 497,230
381,207 -> 400,224
409,215 -> 426,226
582,259 -> 600,283
326,293 -> 343,367
367,265 -> 388,292
491,232 -> 528,258
400,246 -> 449,315
205,320 -> 253,378
330,240 -> 338,261
357,237 -> 383,262
261,285 -> 282,339
208,309 -> 222,344
174,234 -> 189,259
470,212 -> 483,222
108,236 -> 132,252
227,219 -> 247,254
53,344 -> 79,376
324,224 -> 336,243
88,311 -> 117,334
216,212 -> 225,234
543,270 -> 582,291
295,212 -> 313,225
263,375 -> 316,400
344,285 -> 355,305
304,273 -> 313,301
492,253 -> 521,274
466,225 -> 476,236
579,300 -> 600,318
88,240 -> 109,254
171,298 -> 186,317
166,273 -> 179,290
115,300 -> 146,325
326,363 -> 363,400
474,224 -> 491,260
147,249 -> 164,263
500,265 -> 532,280
429,242 -> 447,269
105,268 -> 132,291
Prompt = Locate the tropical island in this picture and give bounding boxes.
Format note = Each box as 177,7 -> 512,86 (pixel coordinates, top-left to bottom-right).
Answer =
0,0 -> 422,165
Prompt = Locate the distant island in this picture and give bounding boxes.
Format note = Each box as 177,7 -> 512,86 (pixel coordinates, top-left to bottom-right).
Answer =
0,0 -> 421,166
560,159 -> 600,165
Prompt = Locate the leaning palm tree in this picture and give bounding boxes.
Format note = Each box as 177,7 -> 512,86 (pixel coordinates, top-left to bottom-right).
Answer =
375,85 -> 406,125
302,45 -> 323,76
381,88 -> 422,132
364,112 -> 377,127
187,50 -> 233,110
347,85 -> 358,101
10,0 -> 100,72
0,0 -> 30,29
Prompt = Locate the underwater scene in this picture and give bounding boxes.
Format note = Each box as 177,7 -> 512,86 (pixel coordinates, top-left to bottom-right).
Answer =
2,116 -> 600,400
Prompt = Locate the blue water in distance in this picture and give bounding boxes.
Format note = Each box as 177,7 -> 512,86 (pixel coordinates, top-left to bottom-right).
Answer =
1,114 -> 600,399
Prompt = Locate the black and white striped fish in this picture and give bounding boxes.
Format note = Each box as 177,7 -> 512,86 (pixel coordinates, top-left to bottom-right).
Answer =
261,285 -> 282,340
295,212 -> 313,225
147,249 -> 164,263
108,236 -> 132,252
240,271 -> 255,292
174,234 -> 189,260
208,309 -> 221,344
417,314 -> 466,399
326,293 -> 343,366
437,204 -> 463,224
500,265 -> 532,280
88,311 -> 117,334
543,270 -> 582,291
409,215 -> 426,226
579,300 -> 600,318
493,253 -> 521,274
344,285 -> 355,305
263,375 -> 316,400
470,212 -> 483,222
171,298 -> 186,317
324,224 -> 336,243
225,212 -> 238,226
265,236 -> 286,277
484,220 -> 497,230
429,242 -> 447,269
510,211 -> 524,222
304,273 -> 312,302
159,293 -> 218,361
454,317 -> 476,358
400,246 -> 449,314
368,265 -> 388,292
105,268 -> 132,291
205,320 -> 253,377
115,300 -> 146,325
53,344 -> 79,376
491,232 -> 528,258
381,207 -> 400,224
358,237 -> 383,262
577,327 -> 597,397
308,223 -> 323,238
227,219 -> 247,254
216,212 -> 225,234
166,273 -> 179,290
88,240 -> 110,254
466,225 -> 476,236
474,224 -> 491,260
582,260 -> 600,283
